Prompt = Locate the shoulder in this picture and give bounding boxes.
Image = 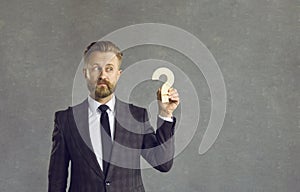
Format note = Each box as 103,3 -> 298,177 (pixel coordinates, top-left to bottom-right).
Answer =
116,98 -> 146,110
115,98 -> 147,120
54,99 -> 87,122
54,108 -> 70,123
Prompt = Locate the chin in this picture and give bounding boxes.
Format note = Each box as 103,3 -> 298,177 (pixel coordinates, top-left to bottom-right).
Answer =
95,89 -> 112,99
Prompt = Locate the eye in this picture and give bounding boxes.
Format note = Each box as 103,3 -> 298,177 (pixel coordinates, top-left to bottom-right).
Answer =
106,66 -> 114,72
91,66 -> 101,72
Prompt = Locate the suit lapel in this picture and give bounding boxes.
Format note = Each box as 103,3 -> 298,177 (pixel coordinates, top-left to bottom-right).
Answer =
70,99 -> 105,179
106,99 -> 142,179
106,98 -> 128,179
68,98 -> 142,180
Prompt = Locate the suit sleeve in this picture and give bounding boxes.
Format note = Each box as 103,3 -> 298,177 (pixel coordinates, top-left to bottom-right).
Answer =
48,111 -> 70,192
141,109 -> 176,172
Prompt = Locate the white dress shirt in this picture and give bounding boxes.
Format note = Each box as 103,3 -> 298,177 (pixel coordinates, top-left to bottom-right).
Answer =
88,94 -> 173,171
88,95 -> 116,171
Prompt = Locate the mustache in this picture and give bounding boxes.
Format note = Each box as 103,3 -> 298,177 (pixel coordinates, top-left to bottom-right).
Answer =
97,78 -> 110,85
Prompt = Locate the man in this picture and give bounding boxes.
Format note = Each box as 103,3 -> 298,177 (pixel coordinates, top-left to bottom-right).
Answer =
48,41 -> 180,192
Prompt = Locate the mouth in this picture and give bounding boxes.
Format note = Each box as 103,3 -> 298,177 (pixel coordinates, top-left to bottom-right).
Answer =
97,80 -> 109,86
97,83 -> 107,86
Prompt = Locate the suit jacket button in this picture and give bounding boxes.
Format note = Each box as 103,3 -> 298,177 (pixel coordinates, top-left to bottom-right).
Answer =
105,181 -> 111,186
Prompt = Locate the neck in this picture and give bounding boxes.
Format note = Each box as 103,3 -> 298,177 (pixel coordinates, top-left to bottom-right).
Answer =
92,94 -> 113,104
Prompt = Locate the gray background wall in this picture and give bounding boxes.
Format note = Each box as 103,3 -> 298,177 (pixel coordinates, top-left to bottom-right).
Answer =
0,0 -> 299,191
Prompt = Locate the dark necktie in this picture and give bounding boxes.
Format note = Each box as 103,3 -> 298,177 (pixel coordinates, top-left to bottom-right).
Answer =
98,105 -> 112,177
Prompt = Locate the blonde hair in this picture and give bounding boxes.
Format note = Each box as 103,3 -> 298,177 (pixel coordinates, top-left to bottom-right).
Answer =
83,41 -> 123,68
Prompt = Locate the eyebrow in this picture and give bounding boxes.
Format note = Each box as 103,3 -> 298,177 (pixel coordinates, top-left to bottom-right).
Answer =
90,63 -> 115,67
107,63 -> 117,67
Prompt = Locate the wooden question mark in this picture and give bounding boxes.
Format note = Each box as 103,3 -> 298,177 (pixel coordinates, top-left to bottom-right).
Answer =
152,67 -> 175,103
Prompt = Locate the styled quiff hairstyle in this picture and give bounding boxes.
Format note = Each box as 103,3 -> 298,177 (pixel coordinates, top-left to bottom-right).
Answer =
83,41 -> 123,69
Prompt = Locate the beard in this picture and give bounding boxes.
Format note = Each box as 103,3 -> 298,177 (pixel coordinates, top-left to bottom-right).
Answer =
89,78 -> 116,99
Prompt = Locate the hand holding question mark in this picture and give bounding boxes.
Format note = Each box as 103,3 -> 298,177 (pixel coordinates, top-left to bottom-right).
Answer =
152,67 -> 175,103
152,67 -> 179,118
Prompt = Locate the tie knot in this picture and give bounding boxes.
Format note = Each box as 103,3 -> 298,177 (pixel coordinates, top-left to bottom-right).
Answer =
98,105 -> 109,113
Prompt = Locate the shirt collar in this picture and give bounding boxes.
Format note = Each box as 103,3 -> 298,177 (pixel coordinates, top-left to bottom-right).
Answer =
88,94 -> 116,115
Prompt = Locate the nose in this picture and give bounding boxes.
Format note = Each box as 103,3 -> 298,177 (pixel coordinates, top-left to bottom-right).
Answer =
98,68 -> 107,80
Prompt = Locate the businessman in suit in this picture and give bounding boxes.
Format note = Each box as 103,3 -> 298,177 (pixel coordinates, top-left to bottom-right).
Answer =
48,41 -> 180,192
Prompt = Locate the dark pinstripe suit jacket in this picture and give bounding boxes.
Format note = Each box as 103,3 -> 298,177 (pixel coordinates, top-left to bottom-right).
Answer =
48,98 -> 175,192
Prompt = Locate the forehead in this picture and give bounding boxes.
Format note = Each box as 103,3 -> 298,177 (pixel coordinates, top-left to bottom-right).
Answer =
87,51 -> 119,66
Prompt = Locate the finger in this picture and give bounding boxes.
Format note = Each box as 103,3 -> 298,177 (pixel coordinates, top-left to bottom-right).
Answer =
169,95 -> 180,102
168,87 -> 175,92
157,87 -> 161,94
169,92 -> 179,97
168,88 -> 177,95
168,91 -> 179,98
157,88 -> 162,100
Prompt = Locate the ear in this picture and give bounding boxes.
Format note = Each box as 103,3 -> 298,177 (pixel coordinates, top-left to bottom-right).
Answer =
117,69 -> 122,81
83,68 -> 88,79
117,69 -> 122,79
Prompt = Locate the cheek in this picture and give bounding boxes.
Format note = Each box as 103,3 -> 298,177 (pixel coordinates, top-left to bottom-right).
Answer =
86,72 -> 98,81
115,71 -> 121,80
112,74 -> 120,83
86,77 -> 97,86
